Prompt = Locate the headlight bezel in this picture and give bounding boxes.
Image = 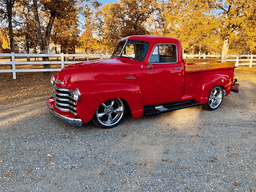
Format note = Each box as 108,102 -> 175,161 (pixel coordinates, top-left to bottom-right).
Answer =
50,75 -> 55,85
72,88 -> 81,101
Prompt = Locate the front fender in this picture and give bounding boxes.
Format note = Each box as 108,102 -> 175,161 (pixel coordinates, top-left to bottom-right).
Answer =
195,74 -> 232,104
76,83 -> 144,123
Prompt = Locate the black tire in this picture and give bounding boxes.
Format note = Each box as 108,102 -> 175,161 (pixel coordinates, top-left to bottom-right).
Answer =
92,98 -> 126,128
203,86 -> 224,110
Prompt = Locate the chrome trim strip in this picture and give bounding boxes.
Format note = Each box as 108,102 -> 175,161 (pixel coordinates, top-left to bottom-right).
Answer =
55,92 -> 71,98
56,79 -> 64,85
55,104 -> 77,115
55,100 -> 76,111
119,40 -> 128,56
56,97 -> 76,105
49,107 -> 82,127
54,86 -> 70,92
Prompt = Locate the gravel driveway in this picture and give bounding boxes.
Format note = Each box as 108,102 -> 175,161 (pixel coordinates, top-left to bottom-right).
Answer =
0,67 -> 256,191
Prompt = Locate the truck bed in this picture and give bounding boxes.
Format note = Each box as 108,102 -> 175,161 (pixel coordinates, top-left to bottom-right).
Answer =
184,58 -> 236,73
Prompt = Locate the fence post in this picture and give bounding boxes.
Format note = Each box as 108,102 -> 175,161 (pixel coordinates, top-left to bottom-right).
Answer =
87,57 -> 89,61
250,55 -> 253,68
11,52 -> 16,79
61,53 -> 64,68
100,53 -> 103,59
236,55 -> 239,67
203,54 -> 206,59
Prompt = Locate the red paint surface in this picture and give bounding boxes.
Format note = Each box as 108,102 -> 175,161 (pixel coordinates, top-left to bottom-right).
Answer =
48,35 -> 236,124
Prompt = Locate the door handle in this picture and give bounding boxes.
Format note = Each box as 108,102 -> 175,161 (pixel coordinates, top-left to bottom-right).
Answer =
147,64 -> 153,70
174,68 -> 181,70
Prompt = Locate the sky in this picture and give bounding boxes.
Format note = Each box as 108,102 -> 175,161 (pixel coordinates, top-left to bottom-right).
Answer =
97,0 -> 117,4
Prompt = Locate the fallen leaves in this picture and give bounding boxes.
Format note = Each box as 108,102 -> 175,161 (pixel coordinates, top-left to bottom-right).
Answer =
100,172 -> 104,176
0,159 -> 3,163
38,174 -> 46,180
4,172 -> 13,178
140,163 -> 146,166
45,159 -> 51,164
27,170 -> 33,173
121,135 -> 127,137
162,159 -> 168,162
47,154 -> 53,158
180,167 -> 187,170
68,165 -> 73,169
232,153 -> 240,156
0,153 -> 6,156
196,134 -> 202,137
210,157 -> 218,163
164,150 -> 169,154
126,178 -> 130,182
211,142 -> 216,146
233,182 -> 240,186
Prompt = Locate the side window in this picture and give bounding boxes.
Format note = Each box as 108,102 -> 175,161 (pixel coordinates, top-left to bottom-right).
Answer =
150,44 -> 177,63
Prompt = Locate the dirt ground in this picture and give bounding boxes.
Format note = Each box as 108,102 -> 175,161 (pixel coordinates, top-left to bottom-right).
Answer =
0,66 -> 256,191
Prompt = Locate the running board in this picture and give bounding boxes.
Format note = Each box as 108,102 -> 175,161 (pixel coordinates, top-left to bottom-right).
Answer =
144,100 -> 202,116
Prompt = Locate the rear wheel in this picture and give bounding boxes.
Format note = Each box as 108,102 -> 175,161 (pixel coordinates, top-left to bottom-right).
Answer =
203,86 -> 224,110
93,98 -> 126,128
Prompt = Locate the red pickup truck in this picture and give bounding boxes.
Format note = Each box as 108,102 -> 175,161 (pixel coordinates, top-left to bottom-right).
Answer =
48,35 -> 239,128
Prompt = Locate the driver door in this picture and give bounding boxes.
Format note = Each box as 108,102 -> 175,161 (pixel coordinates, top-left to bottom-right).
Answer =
144,44 -> 184,106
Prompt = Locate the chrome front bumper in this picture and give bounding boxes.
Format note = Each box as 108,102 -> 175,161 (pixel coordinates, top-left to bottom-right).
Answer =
48,97 -> 83,127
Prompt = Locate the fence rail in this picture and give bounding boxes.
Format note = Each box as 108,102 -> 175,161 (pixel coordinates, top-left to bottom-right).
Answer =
0,53 -> 255,79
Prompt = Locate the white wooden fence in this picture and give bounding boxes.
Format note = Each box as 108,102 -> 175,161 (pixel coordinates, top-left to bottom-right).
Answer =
0,53 -> 111,79
0,53 -> 255,79
183,54 -> 256,67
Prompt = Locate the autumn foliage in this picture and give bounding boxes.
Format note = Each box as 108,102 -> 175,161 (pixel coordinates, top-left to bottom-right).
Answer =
0,0 -> 256,60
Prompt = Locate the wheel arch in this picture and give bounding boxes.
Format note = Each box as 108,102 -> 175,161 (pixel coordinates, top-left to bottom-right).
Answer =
76,83 -> 144,124
194,74 -> 230,104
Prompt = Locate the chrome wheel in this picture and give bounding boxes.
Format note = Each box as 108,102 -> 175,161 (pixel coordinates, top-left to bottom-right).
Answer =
94,99 -> 125,128
205,86 -> 224,110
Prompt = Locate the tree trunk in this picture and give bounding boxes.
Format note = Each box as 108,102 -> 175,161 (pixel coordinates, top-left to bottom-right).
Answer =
6,0 -> 14,52
44,12 -> 56,54
25,33 -> 30,61
32,0 -> 56,70
221,36 -> 230,63
32,0 -> 44,52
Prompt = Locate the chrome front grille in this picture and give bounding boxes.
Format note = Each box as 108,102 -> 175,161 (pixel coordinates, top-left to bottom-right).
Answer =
54,86 -> 77,115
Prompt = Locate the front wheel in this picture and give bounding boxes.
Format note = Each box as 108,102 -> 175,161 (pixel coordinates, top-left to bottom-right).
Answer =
203,86 -> 224,110
92,98 -> 126,128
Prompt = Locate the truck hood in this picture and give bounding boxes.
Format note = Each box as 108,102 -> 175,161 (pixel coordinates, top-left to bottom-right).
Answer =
57,57 -> 140,88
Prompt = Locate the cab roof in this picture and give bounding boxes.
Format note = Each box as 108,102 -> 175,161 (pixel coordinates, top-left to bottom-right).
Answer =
120,35 -> 180,45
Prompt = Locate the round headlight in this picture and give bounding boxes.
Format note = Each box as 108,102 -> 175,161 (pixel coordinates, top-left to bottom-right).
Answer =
72,89 -> 81,101
50,75 -> 55,85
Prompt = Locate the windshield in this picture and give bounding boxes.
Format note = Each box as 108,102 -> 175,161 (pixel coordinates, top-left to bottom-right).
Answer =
112,40 -> 149,62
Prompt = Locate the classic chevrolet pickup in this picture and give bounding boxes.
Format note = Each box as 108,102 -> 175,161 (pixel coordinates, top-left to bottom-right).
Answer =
48,35 -> 239,128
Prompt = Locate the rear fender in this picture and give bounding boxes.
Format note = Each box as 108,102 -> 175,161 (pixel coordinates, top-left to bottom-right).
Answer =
76,83 -> 144,123
195,74 -> 232,104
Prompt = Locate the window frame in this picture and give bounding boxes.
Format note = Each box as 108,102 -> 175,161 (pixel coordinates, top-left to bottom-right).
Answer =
149,43 -> 178,64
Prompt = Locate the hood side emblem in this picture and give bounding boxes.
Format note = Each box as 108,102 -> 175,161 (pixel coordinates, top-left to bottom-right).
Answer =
125,76 -> 136,80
